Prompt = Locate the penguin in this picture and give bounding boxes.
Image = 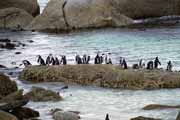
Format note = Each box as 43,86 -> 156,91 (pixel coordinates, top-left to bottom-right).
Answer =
22,60 -> 31,67
147,61 -> 154,70
87,55 -> 91,64
55,57 -> 60,65
61,55 -> 67,65
154,56 -> 161,69
37,55 -> 46,65
105,114 -> 110,120
82,54 -> 87,64
119,57 -> 123,66
139,59 -> 146,68
122,58 -> 128,69
167,60 -> 173,72
95,53 -> 100,64
51,56 -> 56,65
46,54 -> 53,65
75,55 -> 82,64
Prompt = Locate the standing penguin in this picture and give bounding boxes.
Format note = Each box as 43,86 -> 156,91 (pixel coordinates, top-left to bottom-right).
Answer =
122,58 -> 128,69
61,55 -> 67,65
139,59 -> 146,68
55,56 -> 60,65
119,57 -> 123,66
46,54 -> 53,65
82,54 -> 87,64
95,53 -> 100,64
147,61 -> 154,70
37,55 -> 46,65
154,56 -> 161,69
167,60 -> 173,72
75,55 -> 82,64
105,114 -> 110,120
87,55 -> 91,64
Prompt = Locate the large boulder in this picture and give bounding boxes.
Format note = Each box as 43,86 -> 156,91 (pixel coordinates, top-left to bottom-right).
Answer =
177,111 -> 180,120
0,90 -> 23,103
0,110 -> 18,120
111,0 -> 180,19
130,116 -> 161,120
53,111 -> 80,120
28,0 -> 67,32
0,8 -> 34,30
64,0 -> 133,29
24,87 -> 63,102
28,0 -> 133,31
0,0 -> 40,17
10,107 -> 39,120
0,73 -> 17,97
0,99 -> 29,111
143,104 -> 180,110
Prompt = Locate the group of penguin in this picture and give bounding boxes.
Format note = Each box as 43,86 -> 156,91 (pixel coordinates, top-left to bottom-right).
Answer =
22,53 -> 173,72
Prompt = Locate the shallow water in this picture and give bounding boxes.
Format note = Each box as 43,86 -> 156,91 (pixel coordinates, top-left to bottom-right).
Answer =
14,77 -> 180,120
1,27 -> 180,70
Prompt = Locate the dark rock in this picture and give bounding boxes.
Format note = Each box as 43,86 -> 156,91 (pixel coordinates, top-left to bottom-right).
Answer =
0,73 -> 18,97
176,111 -> 180,120
0,99 -> 29,111
0,110 -> 18,120
0,38 -> 11,43
28,40 -> 34,43
15,52 -> 21,55
143,104 -> 180,110
130,116 -> 161,120
24,87 -> 63,102
0,90 -> 23,103
0,64 -> 7,68
5,43 -> 16,49
0,42 -> 16,49
10,107 -> 39,120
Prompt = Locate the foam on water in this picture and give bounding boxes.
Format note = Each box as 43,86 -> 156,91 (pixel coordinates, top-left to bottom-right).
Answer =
14,79 -> 180,120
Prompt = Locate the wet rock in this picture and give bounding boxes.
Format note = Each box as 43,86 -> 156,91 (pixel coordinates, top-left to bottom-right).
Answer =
0,0 -> 40,17
0,7 -> 33,30
130,116 -> 161,120
0,90 -> 23,103
0,64 -> 7,68
15,52 -> 21,55
10,107 -> 39,120
20,65 -> 180,90
28,40 -> 34,43
0,38 -> 11,43
53,111 -> 80,120
24,87 -> 63,102
0,99 -> 29,111
176,111 -> 180,120
0,110 -> 18,120
0,42 -> 16,49
143,104 -> 180,110
0,73 -> 17,97
51,109 -> 80,115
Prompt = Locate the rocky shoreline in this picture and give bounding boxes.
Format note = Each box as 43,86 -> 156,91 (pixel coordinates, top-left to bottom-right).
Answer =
1,66 -> 180,120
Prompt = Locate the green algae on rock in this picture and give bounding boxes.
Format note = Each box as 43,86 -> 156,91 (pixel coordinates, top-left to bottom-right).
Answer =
20,65 -> 180,90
